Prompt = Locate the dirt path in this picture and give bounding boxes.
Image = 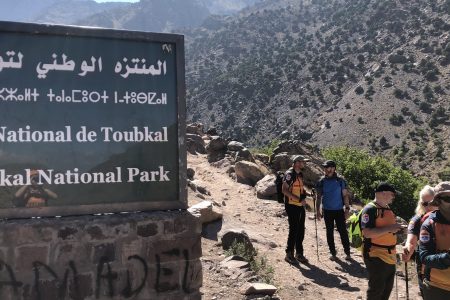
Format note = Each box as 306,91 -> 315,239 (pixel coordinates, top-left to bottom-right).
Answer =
187,153 -> 420,300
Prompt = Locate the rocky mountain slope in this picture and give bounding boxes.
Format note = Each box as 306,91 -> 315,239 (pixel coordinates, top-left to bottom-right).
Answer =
185,0 -> 450,179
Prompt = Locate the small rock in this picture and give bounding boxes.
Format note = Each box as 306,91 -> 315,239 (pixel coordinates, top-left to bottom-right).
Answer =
268,242 -> 277,248
187,167 -> 195,180
239,283 -> 277,296
196,193 -> 206,199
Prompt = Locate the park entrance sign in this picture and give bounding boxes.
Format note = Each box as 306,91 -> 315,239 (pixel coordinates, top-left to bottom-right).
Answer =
0,21 -> 186,218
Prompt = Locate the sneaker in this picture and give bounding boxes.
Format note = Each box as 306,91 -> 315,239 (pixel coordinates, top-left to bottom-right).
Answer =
345,254 -> 352,261
329,254 -> 338,261
285,253 -> 297,264
295,254 -> 309,264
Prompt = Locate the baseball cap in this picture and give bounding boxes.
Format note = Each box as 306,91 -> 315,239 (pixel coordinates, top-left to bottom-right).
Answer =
292,155 -> 310,163
430,181 -> 450,205
322,160 -> 336,168
374,182 -> 400,195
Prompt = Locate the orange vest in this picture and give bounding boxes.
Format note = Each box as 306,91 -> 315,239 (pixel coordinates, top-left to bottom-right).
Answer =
288,177 -> 304,206
428,222 -> 450,291
365,208 -> 397,264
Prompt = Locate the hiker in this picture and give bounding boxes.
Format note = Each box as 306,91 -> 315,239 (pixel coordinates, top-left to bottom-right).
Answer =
402,185 -> 438,296
361,182 -> 406,300
315,160 -> 351,261
14,169 -> 57,207
419,181 -> 450,299
282,155 -> 310,264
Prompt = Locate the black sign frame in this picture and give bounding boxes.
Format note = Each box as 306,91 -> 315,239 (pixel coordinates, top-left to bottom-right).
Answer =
0,21 -> 187,219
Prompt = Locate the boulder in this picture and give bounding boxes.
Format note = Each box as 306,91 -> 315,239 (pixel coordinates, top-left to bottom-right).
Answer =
186,122 -> 204,135
271,140 -> 312,158
235,148 -> 255,163
211,157 -> 233,169
227,141 -> 245,151
270,152 -> 322,186
188,201 -> 223,224
235,161 -> 265,186
186,133 -> 206,154
220,229 -> 255,253
206,127 -> 218,135
206,136 -> 227,163
255,174 -> 277,199
254,153 -> 269,164
270,153 -> 292,171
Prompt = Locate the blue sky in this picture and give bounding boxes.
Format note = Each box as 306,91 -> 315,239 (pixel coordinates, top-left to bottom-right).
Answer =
94,0 -> 139,3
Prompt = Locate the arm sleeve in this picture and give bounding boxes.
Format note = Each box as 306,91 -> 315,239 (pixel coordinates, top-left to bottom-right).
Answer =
419,219 -> 450,269
341,179 -> 348,190
315,178 -> 323,194
360,205 -> 377,229
407,215 -> 421,237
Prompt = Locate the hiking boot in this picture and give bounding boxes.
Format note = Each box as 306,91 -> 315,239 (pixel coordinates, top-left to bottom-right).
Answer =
295,254 -> 309,264
329,254 -> 338,261
285,253 -> 297,264
345,254 -> 352,261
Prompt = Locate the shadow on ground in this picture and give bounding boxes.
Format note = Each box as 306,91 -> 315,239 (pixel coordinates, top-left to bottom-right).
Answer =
292,261 -> 361,291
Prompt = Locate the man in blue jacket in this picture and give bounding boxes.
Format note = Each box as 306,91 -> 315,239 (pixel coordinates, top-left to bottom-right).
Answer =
315,160 -> 351,260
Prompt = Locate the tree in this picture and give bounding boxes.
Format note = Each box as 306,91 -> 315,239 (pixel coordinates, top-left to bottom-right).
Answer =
322,147 -> 426,220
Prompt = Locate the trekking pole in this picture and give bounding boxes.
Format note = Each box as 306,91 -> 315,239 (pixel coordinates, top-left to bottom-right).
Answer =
395,255 -> 399,300
312,188 -> 319,261
405,261 -> 409,300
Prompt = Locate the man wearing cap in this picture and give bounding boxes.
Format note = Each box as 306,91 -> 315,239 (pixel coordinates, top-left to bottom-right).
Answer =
315,160 -> 351,260
282,155 -> 310,264
419,181 -> 450,299
361,182 -> 405,300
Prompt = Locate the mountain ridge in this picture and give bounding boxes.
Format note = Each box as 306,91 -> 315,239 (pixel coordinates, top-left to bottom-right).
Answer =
184,0 -> 450,180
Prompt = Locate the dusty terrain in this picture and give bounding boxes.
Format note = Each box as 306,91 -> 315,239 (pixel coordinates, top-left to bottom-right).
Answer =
187,153 -> 421,300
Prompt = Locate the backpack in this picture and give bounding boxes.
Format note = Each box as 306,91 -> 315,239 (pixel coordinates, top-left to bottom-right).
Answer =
348,202 -> 376,250
274,168 -> 299,203
275,171 -> 285,203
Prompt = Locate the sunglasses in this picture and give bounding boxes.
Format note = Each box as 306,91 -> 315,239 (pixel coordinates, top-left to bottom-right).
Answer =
437,196 -> 450,203
421,202 -> 430,207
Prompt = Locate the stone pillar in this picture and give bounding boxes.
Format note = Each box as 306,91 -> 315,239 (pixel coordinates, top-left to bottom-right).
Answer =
0,211 -> 202,300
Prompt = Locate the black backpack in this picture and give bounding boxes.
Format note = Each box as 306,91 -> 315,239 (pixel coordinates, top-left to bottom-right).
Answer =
275,171 -> 285,203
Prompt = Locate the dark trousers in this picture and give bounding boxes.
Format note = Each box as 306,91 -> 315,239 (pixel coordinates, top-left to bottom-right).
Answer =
422,281 -> 450,300
323,209 -> 350,256
364,256 -> 395,300
285,204 -> 305,256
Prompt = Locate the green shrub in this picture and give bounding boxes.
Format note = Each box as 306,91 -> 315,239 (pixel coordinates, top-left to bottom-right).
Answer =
250,139 -> 281,156
322,147 -> 426,220
225,241 -> 274,284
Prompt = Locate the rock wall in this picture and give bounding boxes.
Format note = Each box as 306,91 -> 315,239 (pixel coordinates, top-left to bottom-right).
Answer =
0,211 -> 202,300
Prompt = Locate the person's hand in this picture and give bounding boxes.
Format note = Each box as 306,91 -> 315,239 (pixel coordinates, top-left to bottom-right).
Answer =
344,209 -> 350,220
402,246 -> 411,262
